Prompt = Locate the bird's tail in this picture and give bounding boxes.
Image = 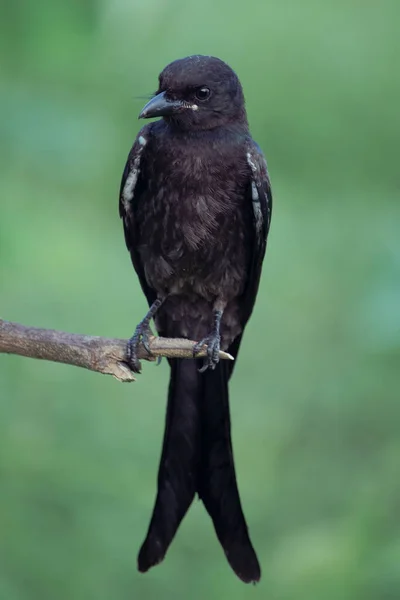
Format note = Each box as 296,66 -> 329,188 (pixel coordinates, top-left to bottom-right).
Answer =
198,360 -> 261,583
137,359 -> 201,571
137,358 -> 260,583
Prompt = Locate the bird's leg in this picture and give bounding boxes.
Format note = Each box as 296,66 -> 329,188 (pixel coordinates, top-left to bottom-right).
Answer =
126,297 -> 164,373
193,300 -> 226,372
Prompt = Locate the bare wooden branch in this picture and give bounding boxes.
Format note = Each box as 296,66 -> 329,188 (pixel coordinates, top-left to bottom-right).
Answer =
0,319 -> 233,382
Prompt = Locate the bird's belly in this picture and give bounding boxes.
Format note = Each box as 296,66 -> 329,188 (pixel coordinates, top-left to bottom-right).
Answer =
155,294 -> 243,349
138,188 -> 251,301
143,218 -> 248,301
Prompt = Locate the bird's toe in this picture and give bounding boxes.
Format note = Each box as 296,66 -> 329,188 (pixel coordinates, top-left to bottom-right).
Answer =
195,333 -> 221,372
126,322 -> 154,373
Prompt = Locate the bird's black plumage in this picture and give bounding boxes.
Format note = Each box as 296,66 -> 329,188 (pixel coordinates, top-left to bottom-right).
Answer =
119,55 -> 272,583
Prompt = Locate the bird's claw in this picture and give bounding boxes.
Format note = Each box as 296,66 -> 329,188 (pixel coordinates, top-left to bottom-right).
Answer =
193,333 -> 221,372
126,322 -> 153,373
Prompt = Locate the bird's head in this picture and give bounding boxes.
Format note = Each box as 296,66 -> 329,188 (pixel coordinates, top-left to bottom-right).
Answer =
139,55 -> 247,131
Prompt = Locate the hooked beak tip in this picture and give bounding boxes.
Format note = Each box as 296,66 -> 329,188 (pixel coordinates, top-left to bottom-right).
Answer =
138,91 -> 185,120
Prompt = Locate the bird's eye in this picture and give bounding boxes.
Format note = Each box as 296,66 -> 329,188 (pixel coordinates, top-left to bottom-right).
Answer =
195,86 -> 211,101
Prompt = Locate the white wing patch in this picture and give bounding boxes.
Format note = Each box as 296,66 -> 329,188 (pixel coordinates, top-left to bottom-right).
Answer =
251,181 -> 258,201
246,152 -> 258,174
247,152 -> 263,235
122,135 -> 147,211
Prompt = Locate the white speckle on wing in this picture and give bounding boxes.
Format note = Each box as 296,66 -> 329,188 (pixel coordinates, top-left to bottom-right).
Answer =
122,135 -> 147,210
251,181 -> 258,201
122,168 -> 138,205
253,201 -> 263,235
247,153 -> 263,234
246,152 -> 257,174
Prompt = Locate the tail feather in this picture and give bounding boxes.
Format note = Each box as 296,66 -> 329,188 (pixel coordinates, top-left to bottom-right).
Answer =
138,357 -> 260,583
198,361 -> 261,583
138,359 -> 201,572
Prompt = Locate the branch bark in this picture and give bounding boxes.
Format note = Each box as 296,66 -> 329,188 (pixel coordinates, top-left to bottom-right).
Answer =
0,319 -> 233,382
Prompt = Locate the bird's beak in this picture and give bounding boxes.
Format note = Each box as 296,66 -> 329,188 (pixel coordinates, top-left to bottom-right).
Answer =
138,91 -> 184,119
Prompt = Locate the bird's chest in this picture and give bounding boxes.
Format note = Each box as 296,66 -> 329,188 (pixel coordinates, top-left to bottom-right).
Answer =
141,147 -> 245,248
135,139 -> 252,297
139,184 -> 245,264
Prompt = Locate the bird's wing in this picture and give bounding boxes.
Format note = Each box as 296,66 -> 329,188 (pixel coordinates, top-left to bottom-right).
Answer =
242,139 -> 272,324
119,124 -> 157,306
226,141 -> 272,375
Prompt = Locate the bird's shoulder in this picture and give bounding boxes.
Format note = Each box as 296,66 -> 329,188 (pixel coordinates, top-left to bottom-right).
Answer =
118,123 -> 156,218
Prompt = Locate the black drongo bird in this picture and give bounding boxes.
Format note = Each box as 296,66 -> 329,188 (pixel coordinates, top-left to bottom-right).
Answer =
119,55 -> 272,583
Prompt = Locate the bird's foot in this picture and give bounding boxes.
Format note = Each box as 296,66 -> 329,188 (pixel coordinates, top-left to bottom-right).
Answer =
193,331 -> 221,372
126,321 -> 154,373
126,298 -> 164,373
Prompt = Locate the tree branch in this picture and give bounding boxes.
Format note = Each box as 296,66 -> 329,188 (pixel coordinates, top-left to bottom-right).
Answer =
0,319 -> 233,382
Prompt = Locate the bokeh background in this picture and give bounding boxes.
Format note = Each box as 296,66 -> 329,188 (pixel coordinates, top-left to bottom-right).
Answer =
1,1 -> 399,599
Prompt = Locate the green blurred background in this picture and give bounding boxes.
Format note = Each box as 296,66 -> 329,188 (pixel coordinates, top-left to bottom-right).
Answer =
1,1 -> 399,599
